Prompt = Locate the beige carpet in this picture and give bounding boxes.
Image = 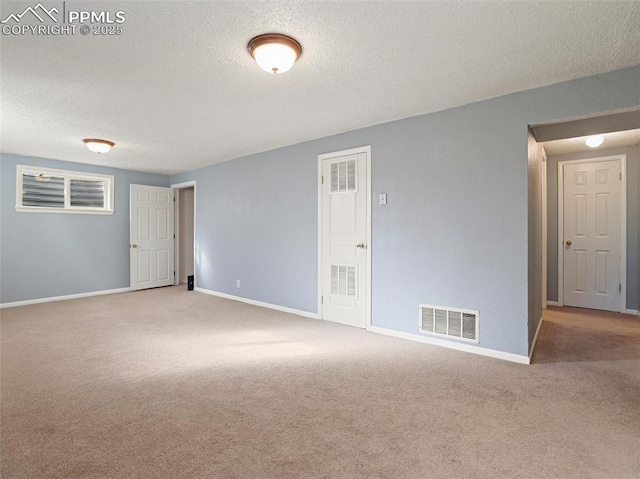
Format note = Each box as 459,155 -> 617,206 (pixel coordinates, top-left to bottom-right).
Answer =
1,287 -> 639,478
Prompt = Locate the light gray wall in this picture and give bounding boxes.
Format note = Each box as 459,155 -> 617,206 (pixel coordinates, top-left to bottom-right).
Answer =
0,154 -> 169,303
174,147 -> 319,312
546,145 -> 639,310
527,131 -> 544,349
172,65 -> 640,357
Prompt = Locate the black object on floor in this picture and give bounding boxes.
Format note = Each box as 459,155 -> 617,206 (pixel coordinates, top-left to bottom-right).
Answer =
187,275 -> 194,291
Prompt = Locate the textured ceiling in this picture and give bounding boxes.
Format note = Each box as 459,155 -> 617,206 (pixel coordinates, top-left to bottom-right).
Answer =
542,129 -> 640,156
2,1 -> 640,174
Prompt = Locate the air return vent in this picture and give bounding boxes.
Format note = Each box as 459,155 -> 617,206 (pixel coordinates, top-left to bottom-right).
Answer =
419,304 -> 479,342
331,264 -> 357,297
330,159 -> 357,193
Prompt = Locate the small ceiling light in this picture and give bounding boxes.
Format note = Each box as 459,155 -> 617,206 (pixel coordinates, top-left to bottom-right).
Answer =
585,135 -> 604,148
83,138 -> 115,154
248,33 -> 302,74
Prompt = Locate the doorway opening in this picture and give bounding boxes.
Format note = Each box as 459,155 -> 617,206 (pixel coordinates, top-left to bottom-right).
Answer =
172,181 -> 196,289
527,110 -> 640,358
533,115 -> 638,315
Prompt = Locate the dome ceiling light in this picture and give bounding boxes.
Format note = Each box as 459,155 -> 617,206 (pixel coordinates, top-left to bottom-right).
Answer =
248,33 -> 302,74
585,135 -> 604,148
83,138 -> 115,154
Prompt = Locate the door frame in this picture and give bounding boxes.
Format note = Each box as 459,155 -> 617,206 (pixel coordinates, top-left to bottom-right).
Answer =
557,154 -> 626,312
317,145 -> 372,329
541,147 -> 548,310
171,180 -> 197,288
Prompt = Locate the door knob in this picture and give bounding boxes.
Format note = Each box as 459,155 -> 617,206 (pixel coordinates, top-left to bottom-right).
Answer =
565,240 -> 572,246
356,243 -> 366,249
131,244 -> 138,248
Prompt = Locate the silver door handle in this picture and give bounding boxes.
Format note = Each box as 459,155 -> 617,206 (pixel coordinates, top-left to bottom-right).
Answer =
356,243 -> 366,249
565,240 -> 572,246
131,244 -> 138,248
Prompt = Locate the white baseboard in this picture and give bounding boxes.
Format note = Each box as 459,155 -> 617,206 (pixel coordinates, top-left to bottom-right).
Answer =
368,326 -> 530,365
546,301 -> 636,316
194,287 -> 319,320
0,287 -> 131,309
529,315 -> 544,360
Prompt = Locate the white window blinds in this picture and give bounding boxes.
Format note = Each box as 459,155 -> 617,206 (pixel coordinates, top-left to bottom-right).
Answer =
16,165 -> 114,215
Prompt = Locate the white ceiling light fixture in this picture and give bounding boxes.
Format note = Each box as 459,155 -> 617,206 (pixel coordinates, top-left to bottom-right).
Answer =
83,138 -> 115,154
248,33 -> 302,74
585,135 -> 604,148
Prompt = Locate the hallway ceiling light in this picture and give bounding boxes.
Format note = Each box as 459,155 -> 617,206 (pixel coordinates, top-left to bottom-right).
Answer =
248,33 -> 302,74
585,135 -> 604,148
83,138 -> 115,154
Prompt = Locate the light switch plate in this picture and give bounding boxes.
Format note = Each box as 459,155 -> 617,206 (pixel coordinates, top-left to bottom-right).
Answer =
379,193 -> 387,205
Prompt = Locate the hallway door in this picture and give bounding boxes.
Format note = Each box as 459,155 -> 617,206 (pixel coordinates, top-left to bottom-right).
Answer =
561,158 -> 622,312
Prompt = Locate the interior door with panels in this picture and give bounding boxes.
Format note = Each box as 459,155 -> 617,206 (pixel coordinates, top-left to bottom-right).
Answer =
320,149 -> 369,328
130,185 -> 175,291
562,158 -> 622,312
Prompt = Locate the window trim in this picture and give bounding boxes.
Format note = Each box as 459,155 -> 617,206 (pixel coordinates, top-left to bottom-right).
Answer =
15,164 -> 115,215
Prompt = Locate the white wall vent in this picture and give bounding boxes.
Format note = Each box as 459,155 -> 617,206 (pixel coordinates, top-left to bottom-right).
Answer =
419,304 -> 479,343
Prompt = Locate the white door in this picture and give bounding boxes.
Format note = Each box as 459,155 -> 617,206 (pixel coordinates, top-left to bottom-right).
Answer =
130,185 -> 175,291
320,148 -> 370,328
562,159 -> 621,311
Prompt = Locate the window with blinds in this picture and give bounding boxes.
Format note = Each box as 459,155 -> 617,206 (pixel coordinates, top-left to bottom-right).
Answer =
70,179 -> 106,208
22,173 -> 65,208
16,165 -> 114,214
